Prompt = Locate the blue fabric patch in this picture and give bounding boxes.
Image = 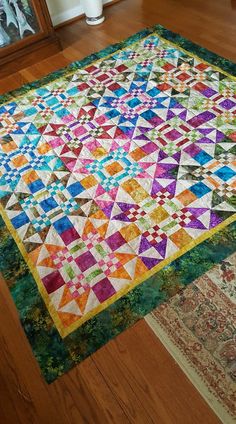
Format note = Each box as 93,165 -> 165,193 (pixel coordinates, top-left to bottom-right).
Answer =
127,98 -> 141,108
190,181 -> 211,197
214,166 -> 235,182
67,182 -> 84,197
114,87 -> 127,97
12,212 -> 30,229
141,110 -> 157,120
147,87 -> 160,97
28,180 -> 45,193
105,109 -> 120,119
194,151 -> 212,165
53,216 -> 73,233
40,197 -> 58,212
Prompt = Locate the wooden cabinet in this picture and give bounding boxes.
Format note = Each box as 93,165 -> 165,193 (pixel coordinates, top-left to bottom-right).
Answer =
0,0 -> 61,78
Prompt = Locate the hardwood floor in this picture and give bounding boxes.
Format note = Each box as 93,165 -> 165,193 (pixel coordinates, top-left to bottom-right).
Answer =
1,0 -> 235,422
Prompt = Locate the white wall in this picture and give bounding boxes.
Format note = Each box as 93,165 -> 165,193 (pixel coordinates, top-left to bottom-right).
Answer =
46,0 -> 112,26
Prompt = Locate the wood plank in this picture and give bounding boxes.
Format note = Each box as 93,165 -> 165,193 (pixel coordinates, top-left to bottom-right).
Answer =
93,346 -> 154,424
63,358 -> 130,423
104,321 -> 221,424
0,276 -> 70,424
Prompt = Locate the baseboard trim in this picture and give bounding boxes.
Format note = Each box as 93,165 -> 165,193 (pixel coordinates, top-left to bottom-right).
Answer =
52,0 -> 117,27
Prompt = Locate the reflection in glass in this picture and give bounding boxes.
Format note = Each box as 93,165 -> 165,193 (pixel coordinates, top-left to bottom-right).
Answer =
0,0 -> 39,48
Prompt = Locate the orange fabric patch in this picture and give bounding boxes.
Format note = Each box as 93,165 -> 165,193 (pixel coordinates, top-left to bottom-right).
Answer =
12,154 -> 28,168
170,228 -> 193,248
150,206 -> 169,223
93,147 -> 107,158
1,140 -> 18,153
106,161 -> 123,175
23,170 -> 39,184
130,147 -> 147,161
134,258 -> 149,279
81,175 -> 98,189
122,179 -> 148,202
37,143 -> 52,154
176,189 -> 197,206
120,223 -> 141,241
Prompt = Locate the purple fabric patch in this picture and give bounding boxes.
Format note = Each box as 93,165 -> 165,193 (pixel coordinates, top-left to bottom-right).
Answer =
165,129 -> 182,141
118,202 -> 136,212
43,271 -> 65,294
142,141 -> 159,154
184,144 -> 201,157
112,213 -> 130,222
76,251 -> 96,271
106,231 -> 126,250
60,227 -> 80,245
188,111 -> 215,128
209,211 -> 223,228
151,180 -> 164,196
154,238 -> 167,258
202,87 -> 217,98
92,278 -> 116,302
219,99 -> 235,110
139,236 -> 151,254
141,256 -> 161,269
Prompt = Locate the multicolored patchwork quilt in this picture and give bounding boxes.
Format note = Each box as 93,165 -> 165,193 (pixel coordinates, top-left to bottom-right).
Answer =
0,25 -> 235,382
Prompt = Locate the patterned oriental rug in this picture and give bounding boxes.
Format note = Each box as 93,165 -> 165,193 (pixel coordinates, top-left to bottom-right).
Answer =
146,253 -> 236,424
0,25 -> 235,385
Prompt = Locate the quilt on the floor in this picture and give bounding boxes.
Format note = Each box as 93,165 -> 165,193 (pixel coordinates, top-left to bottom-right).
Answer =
0,25 -> 235,382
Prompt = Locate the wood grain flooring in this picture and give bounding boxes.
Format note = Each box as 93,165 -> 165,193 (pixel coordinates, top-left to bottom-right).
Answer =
1,0 -> 235,422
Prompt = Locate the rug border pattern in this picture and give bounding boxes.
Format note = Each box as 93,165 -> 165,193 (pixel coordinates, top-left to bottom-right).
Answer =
145,313 -> 235,424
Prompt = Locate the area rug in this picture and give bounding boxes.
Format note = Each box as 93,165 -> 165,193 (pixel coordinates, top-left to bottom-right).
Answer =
146,253 -> 236,424
0,24 -> 235,383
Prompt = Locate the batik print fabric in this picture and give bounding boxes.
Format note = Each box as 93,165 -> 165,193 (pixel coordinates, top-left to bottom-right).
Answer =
0,25 -> 235,381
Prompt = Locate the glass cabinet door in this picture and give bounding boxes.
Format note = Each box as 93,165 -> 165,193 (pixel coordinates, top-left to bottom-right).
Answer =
0,0 -> 40,48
